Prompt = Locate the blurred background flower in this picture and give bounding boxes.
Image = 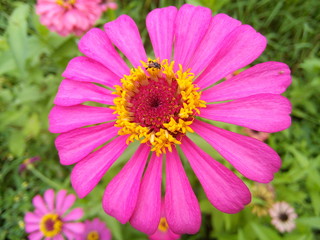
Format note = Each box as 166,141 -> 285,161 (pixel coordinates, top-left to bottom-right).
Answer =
269,201 -> 297,233
24,189 -> 84,239
82,218 -> 111,240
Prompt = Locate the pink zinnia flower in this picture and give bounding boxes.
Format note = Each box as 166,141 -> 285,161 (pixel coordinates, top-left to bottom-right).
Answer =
81,218 -> 111,240
49,4 -> 292,235
24,189 -> 84,239
36,0 -> 107,36
269,202 -> 297,233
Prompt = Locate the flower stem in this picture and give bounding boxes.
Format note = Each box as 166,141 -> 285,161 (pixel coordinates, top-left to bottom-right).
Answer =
28,165 -> 62,190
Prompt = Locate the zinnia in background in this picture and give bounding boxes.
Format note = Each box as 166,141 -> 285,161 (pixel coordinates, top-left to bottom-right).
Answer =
269,201 -> 297,233
49,4 -> 292,235
24,189 -> 84,239
36,0 -> 108,36
81,218 -> 111,240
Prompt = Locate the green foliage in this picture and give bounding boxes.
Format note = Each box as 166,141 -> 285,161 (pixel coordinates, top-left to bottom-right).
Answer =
1,0 -> 320,239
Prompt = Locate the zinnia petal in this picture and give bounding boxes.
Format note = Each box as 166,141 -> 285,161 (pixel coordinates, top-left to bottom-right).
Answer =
174,4 -> 212,69
55,122 -> 118,165
78,28 -> 130,77
71,136 -> 128,198
192,120 -> 282,183
200,93 -> 292,132
165,147 -> 201,234
54,79 -> 114,106
32,195 -> 48,215
130,154 -> 162,234
146,6 -> 177,61
63,208 -> 84,222
195,25 -> 267,89
27,231 -> 43,240
62,56 -> 120,88
43,189 -> 55,212
181,137 -> 251,213
49,105 -> 114,133
202,62 -> 292,102
188,13 -> 241,75
104,15 -> 147,67
103,144 -> 150,224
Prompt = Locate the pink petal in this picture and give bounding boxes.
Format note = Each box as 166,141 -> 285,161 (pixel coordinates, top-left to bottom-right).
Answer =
130,154 -> 162,234
104,15 -> 147,67
200,93 -> 292,132
55,190 -> 67,214
71,136 -> 128,198
102,144 -> 150,224
32,195 -> 48,215
78,28 -> 129,77
44,189 -> 55,212
28,231 -> 43,240
52,234 -> 64,240
195,25 -> 267,89
187,14 -> 241,75
181,137 -> 251,213
165,147 -> 201,234
174,4 -> 212,69
62,56 -> 120,88
24,212 -> 41,224
25,223 -> 40,233
63,208 -> 84,222
49,105 -> 115,133
202,62 -> 292,102
55,122 -> 118,165
192,119 -> 282,183
63,222 -> 85,234
146,6 -> 177,61
59,193 -> 76,216
54,79 -> 114,106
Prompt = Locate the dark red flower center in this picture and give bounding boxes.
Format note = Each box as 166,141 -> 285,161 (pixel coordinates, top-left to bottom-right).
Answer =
128,76 -> 182,132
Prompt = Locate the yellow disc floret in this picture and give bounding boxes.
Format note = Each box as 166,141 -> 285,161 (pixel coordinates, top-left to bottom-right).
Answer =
39,213 -> 63,237
112,59 -> 206,155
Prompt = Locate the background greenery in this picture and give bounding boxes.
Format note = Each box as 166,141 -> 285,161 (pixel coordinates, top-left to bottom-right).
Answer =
0,0 -> 319,239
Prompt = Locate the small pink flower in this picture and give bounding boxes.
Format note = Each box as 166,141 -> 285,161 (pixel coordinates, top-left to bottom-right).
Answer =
19,156 -> 40,173
49,4 -> 292,235
24,189 -> 84,239
269,201 -> 297,233
81,218 -> 111,240
36,0 -> 107,36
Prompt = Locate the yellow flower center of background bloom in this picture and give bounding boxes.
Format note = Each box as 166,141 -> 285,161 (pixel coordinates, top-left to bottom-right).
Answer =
39,213 -> 63,237
56,0 -> 76,7
158,217 -> 169,232
87,231 -> 100,240
112,59 -> 206,155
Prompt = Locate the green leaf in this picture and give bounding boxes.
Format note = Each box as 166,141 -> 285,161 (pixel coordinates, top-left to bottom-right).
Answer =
297,217 -> 320,229
251,222 -> 282,240
8,130 -> 26,157
7,3 -> 29,77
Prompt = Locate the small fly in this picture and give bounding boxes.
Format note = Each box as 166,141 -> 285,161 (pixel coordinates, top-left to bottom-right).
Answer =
146,60 -> 161,70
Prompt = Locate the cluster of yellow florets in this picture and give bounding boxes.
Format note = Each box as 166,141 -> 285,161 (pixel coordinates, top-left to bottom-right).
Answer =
112,59 -> 206,155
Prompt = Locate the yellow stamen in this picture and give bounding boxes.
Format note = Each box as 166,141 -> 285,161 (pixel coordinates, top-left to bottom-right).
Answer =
158,217 -> 169,232
87,231 -> 100,240
39,213 -> 63,237
113,59 -> 206,155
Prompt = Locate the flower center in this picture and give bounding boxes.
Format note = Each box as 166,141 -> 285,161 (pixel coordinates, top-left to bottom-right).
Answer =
56,0 -> 76,8
39,213 -> 63,237
158,217 -> 169,232
113,59 -> 206,155
87,231 -> 100,240
279,213 -> 289,222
